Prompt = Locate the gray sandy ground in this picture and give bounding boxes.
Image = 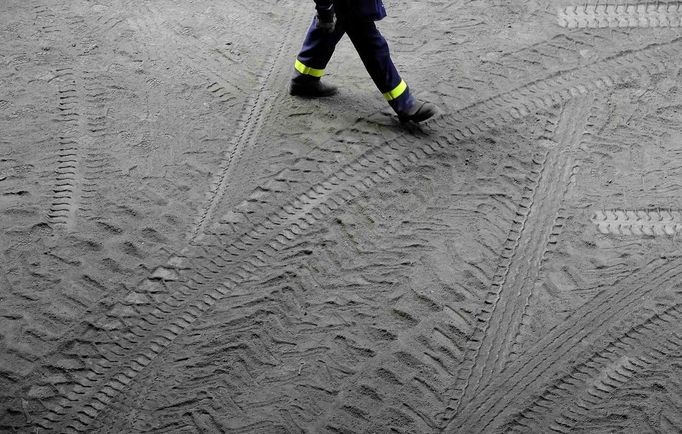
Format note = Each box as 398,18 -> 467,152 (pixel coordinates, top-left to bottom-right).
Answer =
1,0 -> 682,432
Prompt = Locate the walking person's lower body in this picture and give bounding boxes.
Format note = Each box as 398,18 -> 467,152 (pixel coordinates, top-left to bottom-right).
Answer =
290,13 -> 436,123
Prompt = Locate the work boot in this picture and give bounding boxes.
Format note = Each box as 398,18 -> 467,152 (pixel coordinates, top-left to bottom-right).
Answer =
290,78 -> 338,98
398,99 -> 437,123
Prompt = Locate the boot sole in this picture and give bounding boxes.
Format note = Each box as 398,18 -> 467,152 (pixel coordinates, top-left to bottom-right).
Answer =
289,86 -> 338,98
398,102 -> 437,123
399,108 -> 437,123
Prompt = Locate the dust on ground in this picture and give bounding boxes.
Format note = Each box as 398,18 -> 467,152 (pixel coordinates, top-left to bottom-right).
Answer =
1,0 -> 682,432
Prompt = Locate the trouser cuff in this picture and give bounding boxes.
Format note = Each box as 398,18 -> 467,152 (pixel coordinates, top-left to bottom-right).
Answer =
387,85 -> 415,115
294,59 -> 325,78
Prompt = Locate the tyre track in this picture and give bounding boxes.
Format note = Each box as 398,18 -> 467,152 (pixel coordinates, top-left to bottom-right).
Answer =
563,354 -> 682,433
448,95 -> 596,415
90,130 -> 536,432
33,4 -> 61,36
34,37 -> 682,432
445,254 -> 682,433
508,102 -> 611,360
40,130 -> 446,429
1,1 -> 120,428
0,0 -> 152,424
592,208 -> 682,236
48,68 -> 116,229
444,37 -> 676,139
48,67 -> 82,230
34,3 -> 84,229
312,126 -> 547,433
189,3 -> 308,242
206,26 -> 681,253
504,303 -> 682,433
122,1 -> 305,243
94,201 -> 479,432
203,34 -> 678,252
40,4 -> 114,231
558,3 -> 682,29
75,70 -> 120,223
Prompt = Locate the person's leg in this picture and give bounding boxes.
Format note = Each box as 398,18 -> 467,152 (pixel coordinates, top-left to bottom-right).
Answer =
290,16 -> 345,96
343,20 -> 436,122
343,21 -> 413,112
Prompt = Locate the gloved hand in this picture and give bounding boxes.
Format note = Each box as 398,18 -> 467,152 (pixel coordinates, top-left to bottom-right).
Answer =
316,7 -> 336,33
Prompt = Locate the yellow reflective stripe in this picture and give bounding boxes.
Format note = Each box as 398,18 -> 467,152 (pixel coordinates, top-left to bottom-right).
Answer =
383,80 -> 407,101
295,59 -> 325,78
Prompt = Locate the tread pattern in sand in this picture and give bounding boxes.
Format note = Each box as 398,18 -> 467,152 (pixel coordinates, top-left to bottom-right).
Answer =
558,3 -> 682,29
189,2 -> 308,243
37,3 -> 121,232
1,1 -> 245,428
448,95 -> 596,416
85,111 -> 546,433
445,255 -> 682,432
4,1 -> 682,432
505,303 -> 682,433
49,70 -> 81,229
34,36 -> 682,432
592,209 -> 682,236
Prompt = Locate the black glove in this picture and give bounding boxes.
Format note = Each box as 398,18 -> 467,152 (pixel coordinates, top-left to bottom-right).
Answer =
316,7 -> 336,33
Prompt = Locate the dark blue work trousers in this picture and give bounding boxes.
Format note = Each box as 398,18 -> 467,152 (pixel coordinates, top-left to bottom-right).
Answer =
294,15 -> 414,114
